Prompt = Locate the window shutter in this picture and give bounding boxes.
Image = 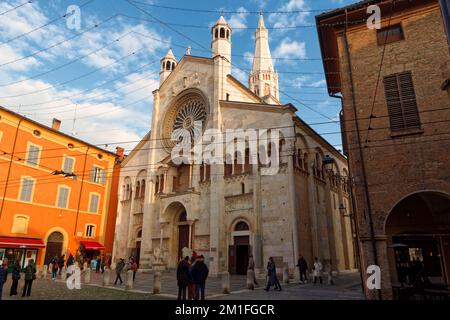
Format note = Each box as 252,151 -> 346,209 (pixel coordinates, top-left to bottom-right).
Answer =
90,194 -> 99,213
21,178 -> 33,201
27,145 -> 40,165
89,167 -> 95,182
398,73 -> 420,128
101,169 -> 106,185
64,157 -> 74,173
383,72 -> 420,131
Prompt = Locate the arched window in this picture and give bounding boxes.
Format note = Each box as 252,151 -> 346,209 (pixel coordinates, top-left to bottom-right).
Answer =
215,28 -> 218,39
166,62 -> 171,70
137,229 -> 142,238
234,151 -> 243,175
241,182 -> 245,194
220,27 -> 225,38
135,181 -> 140,199
122,185 -> 125,200
154,176 -> 159,195
225,154 -> 233,177
162,61 -> 165,70
234,221 -> 249,231
172,62 -> 175,70
126,184 -> 130,200
141,179 -> 146,198
303,153 -> 308,171
244,148 -> 251,173
226,29 -> 230,39
11,215 -> 29,234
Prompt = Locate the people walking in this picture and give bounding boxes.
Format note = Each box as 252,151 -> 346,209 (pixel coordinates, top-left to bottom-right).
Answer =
10,260 -> 21,296
0,260 -> 5,300
132,259 -> 138,281
114,258 -> 125,285
66,253 -> 74,277
96,256 -> 101,273
58,254 -> 65,275
176,256 -> 190,300
313,257 -> 323,285
51,256 -> 58,280
2,258 -> 8,285
100,255 -> 106,273
191,255 -> 209,300
265,257 -> 282,291
247,256 -> 258,287
296,255 -> 308,284
22,259 -> 36,297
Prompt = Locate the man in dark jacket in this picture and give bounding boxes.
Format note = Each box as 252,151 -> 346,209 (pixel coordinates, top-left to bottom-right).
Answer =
176,256 -> 190,300
296,255 -> 308,283
114,259 -> 125,285
66,253 -> 75,278
58,255 -> 65,275
191,255 -> 208,300
22,259 -> 36,297
10,260 -> 21,296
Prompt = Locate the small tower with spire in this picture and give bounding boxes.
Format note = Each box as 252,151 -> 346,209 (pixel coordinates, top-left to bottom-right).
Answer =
249,14 -> 279,104
211,16 -> 232,63
160,49 -> 177,85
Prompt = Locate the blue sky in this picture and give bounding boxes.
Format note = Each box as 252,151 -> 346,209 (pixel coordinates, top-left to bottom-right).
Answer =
0,0 -> 357,153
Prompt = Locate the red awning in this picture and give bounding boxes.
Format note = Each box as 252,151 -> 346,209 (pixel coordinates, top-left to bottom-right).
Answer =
80,241 -> 104,250
0,237 -> 45,249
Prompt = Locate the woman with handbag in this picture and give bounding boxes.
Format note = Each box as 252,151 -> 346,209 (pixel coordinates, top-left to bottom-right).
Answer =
10,260 -> 21,296
22,259 -> 36,298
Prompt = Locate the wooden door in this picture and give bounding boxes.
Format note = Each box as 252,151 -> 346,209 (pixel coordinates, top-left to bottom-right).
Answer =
44,242 -> 62,265
228,245 -> 236,274
178,225 -> 190,260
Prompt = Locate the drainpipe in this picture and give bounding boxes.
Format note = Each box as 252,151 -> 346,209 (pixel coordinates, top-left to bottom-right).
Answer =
0,118 -> 23,220
342,9 -> 381,300
329,94 -> 365,294
74,146 -> 90,236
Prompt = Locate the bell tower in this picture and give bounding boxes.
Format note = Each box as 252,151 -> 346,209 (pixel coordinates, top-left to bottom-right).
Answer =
160,49 -> 177,85
211,16 -> 231,64
249,14 -> 280,104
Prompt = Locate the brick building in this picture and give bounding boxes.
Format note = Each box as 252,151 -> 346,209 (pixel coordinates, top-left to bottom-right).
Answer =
0,106 -> 122,269
317,0 -> 450,299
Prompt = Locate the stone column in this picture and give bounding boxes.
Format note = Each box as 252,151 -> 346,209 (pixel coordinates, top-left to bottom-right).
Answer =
246,270 -> 255,290
42,265 -> 48,279
125,270 -> 134,290
153,272 -> 161,294
103,269 -> 111,286
286,138 -> 299,268
221,271 -> 230,294
283,267 -> 290,284
84,268 -> 91,284
138,175 -> 156,271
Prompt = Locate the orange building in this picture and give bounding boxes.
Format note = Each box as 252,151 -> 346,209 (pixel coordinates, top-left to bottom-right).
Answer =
0,106 -> 122,269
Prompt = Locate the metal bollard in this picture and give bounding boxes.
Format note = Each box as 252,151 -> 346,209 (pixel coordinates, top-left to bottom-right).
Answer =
246,269 -> 255,290
294,268 -> 300,282
126,270 -> 134,290
153,272 -> 161,294
221,271 -> 230,294
282,267 -> 289,284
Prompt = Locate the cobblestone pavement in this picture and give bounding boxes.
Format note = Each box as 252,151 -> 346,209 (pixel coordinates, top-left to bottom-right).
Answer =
0,270 -> 364,300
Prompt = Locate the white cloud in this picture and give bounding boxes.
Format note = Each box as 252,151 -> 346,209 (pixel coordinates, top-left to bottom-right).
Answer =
244,51 -> 254,65
268,0 -> 311,30
310,79 -> 326,87
232,68 -> 248,84
273,38 -> 306,60
227,7 -> 249,33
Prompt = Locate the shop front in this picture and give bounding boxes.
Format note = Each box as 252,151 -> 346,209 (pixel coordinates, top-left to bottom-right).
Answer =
79,241 -> 105,262
0,236 -> 46,271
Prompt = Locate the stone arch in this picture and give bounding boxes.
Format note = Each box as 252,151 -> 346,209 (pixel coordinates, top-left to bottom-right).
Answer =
42,227 -> 69,265
384,190 -> 450,292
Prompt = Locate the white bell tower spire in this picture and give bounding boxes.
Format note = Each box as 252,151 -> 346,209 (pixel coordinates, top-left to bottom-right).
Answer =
249,14 -> 279,104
